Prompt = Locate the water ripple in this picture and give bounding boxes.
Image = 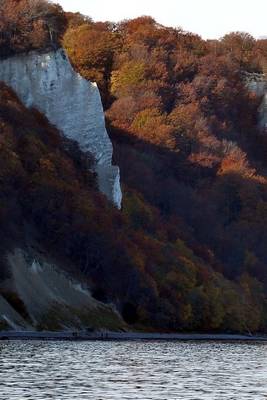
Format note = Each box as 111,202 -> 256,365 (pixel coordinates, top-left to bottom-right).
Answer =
0,341 -> 267,399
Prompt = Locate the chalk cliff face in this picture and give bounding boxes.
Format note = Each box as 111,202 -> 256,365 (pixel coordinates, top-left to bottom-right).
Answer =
246,73 -> 267,132
0,49 -> 122,208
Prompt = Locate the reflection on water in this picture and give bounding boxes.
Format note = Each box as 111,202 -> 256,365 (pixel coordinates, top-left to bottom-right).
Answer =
0,340 -> 267,399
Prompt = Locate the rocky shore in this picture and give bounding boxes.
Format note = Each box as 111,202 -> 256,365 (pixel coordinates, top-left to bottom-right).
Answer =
0,331 -> 267,342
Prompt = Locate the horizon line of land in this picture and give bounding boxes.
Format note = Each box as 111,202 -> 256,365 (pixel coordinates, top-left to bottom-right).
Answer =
0,331 -> 267,342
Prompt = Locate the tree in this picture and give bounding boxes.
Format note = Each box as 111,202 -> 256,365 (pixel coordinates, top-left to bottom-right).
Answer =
221,32 -> 259,71
63,23 -> 119,105
0,0 -> 66,57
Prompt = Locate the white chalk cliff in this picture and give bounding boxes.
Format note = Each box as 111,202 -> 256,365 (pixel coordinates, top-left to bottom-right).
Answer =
0,48 -> 122,208
246,73 -> 267,132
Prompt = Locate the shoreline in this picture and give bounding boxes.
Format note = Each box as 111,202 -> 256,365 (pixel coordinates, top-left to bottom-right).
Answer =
0,331 -> 267,342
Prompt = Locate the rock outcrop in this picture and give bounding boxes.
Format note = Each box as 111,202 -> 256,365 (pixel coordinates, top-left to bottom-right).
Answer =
246,72 -> 267,133
0,249 -> 124,331
0,49 -> 122,208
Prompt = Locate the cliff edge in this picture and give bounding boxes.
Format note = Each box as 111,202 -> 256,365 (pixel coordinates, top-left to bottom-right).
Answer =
246,72 -> 267,133
0,48 -> 122,208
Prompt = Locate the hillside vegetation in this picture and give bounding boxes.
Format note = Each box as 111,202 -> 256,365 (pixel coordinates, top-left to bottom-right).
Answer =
1,0 -> 267,332
2,83 -> 266,332
0,0 -> 66,57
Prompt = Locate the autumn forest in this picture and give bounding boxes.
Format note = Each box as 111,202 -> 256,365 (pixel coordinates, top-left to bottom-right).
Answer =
1,0 -> 267,333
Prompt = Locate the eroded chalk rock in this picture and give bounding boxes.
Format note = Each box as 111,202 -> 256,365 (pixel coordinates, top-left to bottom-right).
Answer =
246,72 -> 267,133
0,248 -> 124,331
0,49 -> 122,208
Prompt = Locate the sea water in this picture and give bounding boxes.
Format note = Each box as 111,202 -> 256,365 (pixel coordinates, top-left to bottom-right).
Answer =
0,340 -> 266,399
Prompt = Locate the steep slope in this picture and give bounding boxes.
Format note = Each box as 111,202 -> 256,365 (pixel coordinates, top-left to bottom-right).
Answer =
0,49 -> 122,208
0,249 -> 123,331
246,72 -> 267,132
2,2 -> 267,333
2,82 -> 265,334
0,83 -> 125,331
63,16 -> 267,333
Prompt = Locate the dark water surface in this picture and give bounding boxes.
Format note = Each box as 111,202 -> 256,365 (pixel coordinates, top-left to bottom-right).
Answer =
0,340 -> 266,399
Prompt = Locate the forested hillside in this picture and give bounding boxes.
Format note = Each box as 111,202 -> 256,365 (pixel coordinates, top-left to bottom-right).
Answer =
1,0 -> 267,332
0,0 -> 66,57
